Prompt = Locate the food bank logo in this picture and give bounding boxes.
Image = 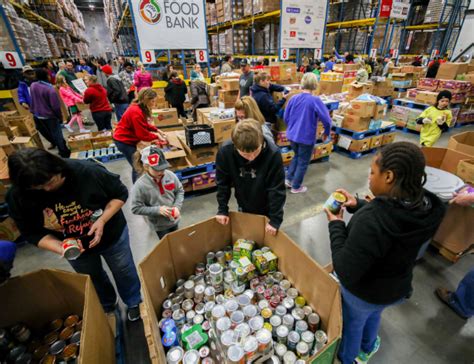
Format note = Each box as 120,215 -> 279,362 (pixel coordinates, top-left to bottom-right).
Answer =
139,0 -> 162,24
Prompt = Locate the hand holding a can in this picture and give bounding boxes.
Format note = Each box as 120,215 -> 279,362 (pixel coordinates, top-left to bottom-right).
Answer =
88,219 -> 105,248
159,206 -> 173,218
324,206 -> 344,222
336,189 -> 357,208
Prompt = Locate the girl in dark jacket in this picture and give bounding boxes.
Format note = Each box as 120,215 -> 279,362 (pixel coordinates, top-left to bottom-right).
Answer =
325,142 -> 445,364
190,80 -> 210,121
164,71 -> 188,118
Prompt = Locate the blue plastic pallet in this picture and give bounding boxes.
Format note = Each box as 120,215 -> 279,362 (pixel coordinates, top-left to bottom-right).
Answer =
396,126 -> 421,135
174,162 -> 216,180
393,99 -> 429,110
77,146 -> 125,163
324,100 -> 340,111
454,121 -> 474,128
332,124 -> 396,140
333,145 -> 378,159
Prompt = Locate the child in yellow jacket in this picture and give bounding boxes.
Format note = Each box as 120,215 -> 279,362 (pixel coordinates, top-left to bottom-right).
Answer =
417,90 -> 453,147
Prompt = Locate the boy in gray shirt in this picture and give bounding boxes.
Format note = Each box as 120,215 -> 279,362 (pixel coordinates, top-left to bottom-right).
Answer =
131,146 -> 184,238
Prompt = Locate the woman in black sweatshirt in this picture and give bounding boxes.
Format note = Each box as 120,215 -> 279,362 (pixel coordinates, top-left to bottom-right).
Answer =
325,142 -> 445,364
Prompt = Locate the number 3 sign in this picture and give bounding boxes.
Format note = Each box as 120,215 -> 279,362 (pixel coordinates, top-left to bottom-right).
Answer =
141,50 -> 156,64
195,50 -> 208,63
0,51 -> 22,69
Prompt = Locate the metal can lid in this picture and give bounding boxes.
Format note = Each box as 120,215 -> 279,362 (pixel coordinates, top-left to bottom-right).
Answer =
315,330 -> 328,344
244,289 -> 254,300
332,191 -> 347,203
303,305 -> 313,316
199,345 -> 210,358
207,252 -> 215,258
283,351 -> 297,363
183,349 -> 200,363
279,280 -> 291,290
292,308 -> 305,321
209,263 -> 223,274
167,346 -> 184,362
243,305 -> 257,318
193,314 -> 204,325
195,303 -> 205,315
227,345 -> 244,361
49,340 -> 65,355
211,304 -> 226,318
283,314 -> 294,324
204,301 -> 216,312
261,308 -> 272,319
296,341 -> 309,354
258,300 -> 269,310
231,310 -> 244,323
276,325 -> 289,337
270,315 -> 282,327
249,316 -> 264,331
204,286 -> 215,296
224,299 -> 239,312
283,298 -> 294,309
63,245 -> 81,260
202,320 -> 211,331
61,343 -> 78,360
70,330 -> 81,345
256,328 -> 272,344
243,335 -> 258,352
39,354 -> 55,364
275,305 -> 287,316
172,309 -> 185,321
288,331 -> 300,343
216,317 -> 231,331
59,326 -> 74,341
194,284 -> 205,294
275,343 -> 287,356
308,313 -> 320,324
221,330 -> 235,346
287,288 -> 298,299
235,323 -> 251,338
302,330 -> 315,343
184,280 -> 195,290
237,294 -> 251,306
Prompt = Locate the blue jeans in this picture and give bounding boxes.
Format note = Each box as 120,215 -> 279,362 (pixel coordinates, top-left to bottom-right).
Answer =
286,141 -> 314,189
114,140 -> 138,183
68,226 -> 142,311
114,103 -> 129,122
450,268 -> 474,318
339,285 -> 403,364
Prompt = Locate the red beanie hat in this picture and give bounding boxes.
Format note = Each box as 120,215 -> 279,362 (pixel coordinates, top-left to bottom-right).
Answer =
101,65 -> 113,75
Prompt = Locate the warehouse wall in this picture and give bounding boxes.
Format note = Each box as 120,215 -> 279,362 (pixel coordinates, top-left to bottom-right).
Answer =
452,9 -> 474,59
82,10 -> 115,58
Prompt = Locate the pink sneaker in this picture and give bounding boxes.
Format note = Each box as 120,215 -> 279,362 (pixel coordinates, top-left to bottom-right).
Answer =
285,179 -> 292,188
291,186 -> 308,194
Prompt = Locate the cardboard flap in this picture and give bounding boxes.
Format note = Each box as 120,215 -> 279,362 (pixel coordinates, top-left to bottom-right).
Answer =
433,204 -> 474,253
229,211 -> 265,244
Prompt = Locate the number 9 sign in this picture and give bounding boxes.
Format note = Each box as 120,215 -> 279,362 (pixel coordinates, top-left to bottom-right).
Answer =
0,51 -> 22,69
195,50 -> 208,63
141,50 -> 156,64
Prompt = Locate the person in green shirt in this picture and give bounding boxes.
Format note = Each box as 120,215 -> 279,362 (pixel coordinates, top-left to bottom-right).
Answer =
57,60 -> 80,93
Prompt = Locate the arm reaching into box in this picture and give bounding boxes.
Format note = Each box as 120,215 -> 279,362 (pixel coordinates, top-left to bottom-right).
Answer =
265,152 -> 286,230
215,147 -> 232,219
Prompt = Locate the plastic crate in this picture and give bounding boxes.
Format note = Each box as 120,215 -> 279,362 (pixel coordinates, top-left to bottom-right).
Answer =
185,124 -> 215,149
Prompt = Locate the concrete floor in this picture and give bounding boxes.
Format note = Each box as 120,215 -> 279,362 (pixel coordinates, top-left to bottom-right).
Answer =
10,124 -> 474,364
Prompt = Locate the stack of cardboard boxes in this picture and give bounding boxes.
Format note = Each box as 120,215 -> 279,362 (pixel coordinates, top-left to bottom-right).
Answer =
342,99 -> 386,132
372,78 -> 393,97
153,88 -> 169,109
0,112 -> 44,154
333,63 -> 358,93
243,0 -> 280,16
317,72 -> 344,96
217,77 -> 240,109
67,130 -> 114,152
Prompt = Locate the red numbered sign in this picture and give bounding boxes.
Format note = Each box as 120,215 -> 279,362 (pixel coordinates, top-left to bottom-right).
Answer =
195,50 -> 208,63
314,48 -> 322,60
280,48 -> 290,61
141,50 -> 156,64
370,48 -> 377,59
0,51 -> 22,69
392,48 -> 399,59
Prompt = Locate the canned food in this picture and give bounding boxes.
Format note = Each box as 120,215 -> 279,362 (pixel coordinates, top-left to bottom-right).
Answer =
224,246 -> 233,262
314,330 -> 328,352
248,316 -> 264,333
256,328 -> 272,353
8,345 -> 26,362
258,300 -> 269,311
161,318 -> 176,333
295,296 -> 306,308
49,340 -> 66,356
292,308 -> 305,321
269,316 -> 282,337
272,271 -> 284,283
224,299 -> 239,315
302,330 -> 315,349
261,308 -> 272,320
202,320 -> 211,331
195,262 -> 206,275
184,280 -> 195,299
224,270 -> 236,290
183,349 -> 200,364
172,294 -> 184,306
220,330 -> 235,348
62,343 -> 78,361
202,358 -> 214,364
279,280 -> 291,291
231,282 -> 246,296
193,274 -> 205,286
286,288 -> 298,300
216,251 -> 226,266
296,341 -> 309,359
186,310 -> 196,324
227,344 -> 245,364
275,343 -> 287,359
211,304 -> 226,321
171,303 -> 181,312
215,294 -> 225,304
283,350 -> 297,364
195,303 -> 205,315
270,295 -> 281,308
204,286 -> 216,302
244,289 -> 255,303
282,314 -> 295,331
62,239 -> 81,260
209,263 -> 224,286
172,309 -> 185,326
16,352 -> 33,363
70,331 -> 81,345
236,295 -> 251,309
182,299 -> 194,312
11,324 -> 31,343
230,311 -> 245,328
59,326 -> 74,341
235,323 -> 251,339
243,335 -> 258,361
176,279 -> 186,288
275,305 -> 287,317
194,284 -> 205,302
206,252 -> 216,266
243,305 -> 257,319
40,354 -> 56,364
283,298 -> 295,311
167,346 -> 184,364
64,314 -> 79,328
287,331 -> 300,351
276,325 -> 289,345
263,322 -> 273,333
308,313 -> 320,332
199,345 -> 210,358
49,319 -> 63,332
324,192 -> 347,214
33,345 -> 50,360
43,332 -> 58,346
303,305 -> 313,317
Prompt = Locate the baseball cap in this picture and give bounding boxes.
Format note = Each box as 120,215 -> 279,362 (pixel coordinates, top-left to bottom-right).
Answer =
101,65 -> 113,75
22,65 -> 34,73
140,146 -> 170,171
240,59 -> 249,67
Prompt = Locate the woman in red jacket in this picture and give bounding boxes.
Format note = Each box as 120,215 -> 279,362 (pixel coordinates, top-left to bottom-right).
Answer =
113,88 -> 167,182
84,74 -> 113,130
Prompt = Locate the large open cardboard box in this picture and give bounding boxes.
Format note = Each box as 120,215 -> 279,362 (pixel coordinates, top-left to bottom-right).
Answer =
138,212 -> 342,364
447,131 -> 474,157
0,269 -> 115,363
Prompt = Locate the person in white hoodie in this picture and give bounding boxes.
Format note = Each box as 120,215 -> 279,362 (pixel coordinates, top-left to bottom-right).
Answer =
131,146 -> 184,238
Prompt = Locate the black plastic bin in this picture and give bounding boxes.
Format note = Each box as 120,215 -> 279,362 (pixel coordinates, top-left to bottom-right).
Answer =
185,124 -> 215,149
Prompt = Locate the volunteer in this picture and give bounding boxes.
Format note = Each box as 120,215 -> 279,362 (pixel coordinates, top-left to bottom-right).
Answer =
190,78 -> 210,121
284,73 -> 332,194
238,60 -> 254,98
102,65 -> 129,121
83,74 -> 113,130
356,60 -> 369,82
75,58 -> 94,75
325,142 -> 445,364
324,55 -> 336,72
162,64 -> 174,82
113,88 -> 167,183
57,60 -> 80,93
164,71 -> 188,118
18,65 -> 35,110
215,119 -> 286,236
190,64 -> 205,82
250,72 -> 286,125
235,96 -> 274,141
57,75 -> 89,133
134,62 -> 153,92
7,148 -> 143,321
220,55 -> 234,74
119,62 -> 136,103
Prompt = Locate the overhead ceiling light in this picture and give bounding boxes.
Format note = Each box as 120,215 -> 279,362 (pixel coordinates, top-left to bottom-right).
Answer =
89,4 -> 95,9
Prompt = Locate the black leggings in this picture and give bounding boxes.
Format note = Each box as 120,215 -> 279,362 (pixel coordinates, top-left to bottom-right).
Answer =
92,111 -> 112,130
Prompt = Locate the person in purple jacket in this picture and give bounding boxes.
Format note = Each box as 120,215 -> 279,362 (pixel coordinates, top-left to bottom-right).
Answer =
30,68 -> 70,158
284,73 -> 332,194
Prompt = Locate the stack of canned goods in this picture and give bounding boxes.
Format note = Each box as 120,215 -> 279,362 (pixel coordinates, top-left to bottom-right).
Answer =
0,314 -> 82,363
159,240 -> 328,364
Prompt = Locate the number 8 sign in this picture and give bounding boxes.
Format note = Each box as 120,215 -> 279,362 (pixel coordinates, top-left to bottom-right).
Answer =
141,50 -> 156,64
195,50 -> 208,63
0,51 -> 22,69
280,48 -> 290,61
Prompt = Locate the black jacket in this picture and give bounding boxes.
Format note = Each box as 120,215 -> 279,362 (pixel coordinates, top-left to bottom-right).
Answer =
106,75 -> 128,104
329,192 -> 446,304
190,81 -> 210,107
216,137 -> 286,228
165,78 -> 188,107
7,159 -> 128,255
250,84 -> 286,124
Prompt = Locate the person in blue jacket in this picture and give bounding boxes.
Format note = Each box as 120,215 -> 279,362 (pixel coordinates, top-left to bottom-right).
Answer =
250,72 -> 287,125
18,65 -> 36,110
0,240 -> 16,284
75,58 -> 94,75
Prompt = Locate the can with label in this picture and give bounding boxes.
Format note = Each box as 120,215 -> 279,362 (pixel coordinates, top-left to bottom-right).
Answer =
286,288 -> 298,300
186,310 -> 196,324
199,345 -> 210,359
324,192 -> 347,214
216,251 -> 226,266
308,313 -> 320,332
296,341 -> 309,360
270,295 -> 281,309
62,239 -> 81,260
249,316 -> 264,333
230,311 -> 245,328
206,252 -> 216,266
295,296 -> 305,308
295,320 -> 308,335
282,314 -> 295,331
227,345 -> 245,364
183,349 -> 200,364
256,328 -> 272,353
287,331 -> 300,351
291,308 -> 305,321
276,325 -> 289,345
209,263 -> 223,286
184,280 -> 195,299
261,308 -> 272,321
314,330 -> 328,353
275,305 -> 287,317
302,330 -> 315,351
194,284 -> 205,303
216,316 -> 232,335
195,303 -> 205,315
303,305 -> 313,317
211,304 -> 226,322
243,335 -> 258,361
172,309 -> 185,326
182,299 -> 194,312
235,322 -> 251,340
204,286 -> 215,302
243,305 -> 257,320
269,315 -> 282,338
283,297 -> 295,311
224,246 -> 233,262
167,346 -> 184,364
195,263 -> 206,275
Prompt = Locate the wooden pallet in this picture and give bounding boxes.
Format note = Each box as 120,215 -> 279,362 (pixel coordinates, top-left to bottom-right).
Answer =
430,240 -> 474,263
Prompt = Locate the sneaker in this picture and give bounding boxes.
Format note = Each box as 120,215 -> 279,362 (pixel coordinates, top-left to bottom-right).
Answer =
285,179 -> 292,188
127,305 -> 141,322
64,125 -> 74,133
356,336 -> 381,363
79,128 -> 91,133
290,186 -> 308,194
435,288 -> 468,319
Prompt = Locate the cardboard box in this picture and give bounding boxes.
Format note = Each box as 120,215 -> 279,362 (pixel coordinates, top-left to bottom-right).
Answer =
0,135 -> 14,156
382,132 -> 396,145
416,91 -> 438,105
269,63 -> 297,82
138,212 -> 342,364
337,135 -> 371,152
10,88 -> 30,116
0,217 -> 19,241
447,131 -> 474,156
348,82 -> 374,99
0,269 -> 115,364
316,80 -> 343,95
370,135 -> 384,149
218,90 -> 239,103
333,63 -> 358,72
177,133 -> 218,165
346,100 -> 376,118
196,107 -> 218,124
10,126 -> 21,138
11,136 -> 37,149
451,92 -> 467,104
209,118 -> 235,143
4,114 -> 36,136
342,115 -> 371,132
436,62 -> 469,80
312,141 -> 333,159
437,80 -> 471,93
152,108 -> 179,127
457,159 -> 474,183
373,104 -> 386,119
221,79 -> 240,91
417,78 -> 439,91
421,147 -> 472,175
